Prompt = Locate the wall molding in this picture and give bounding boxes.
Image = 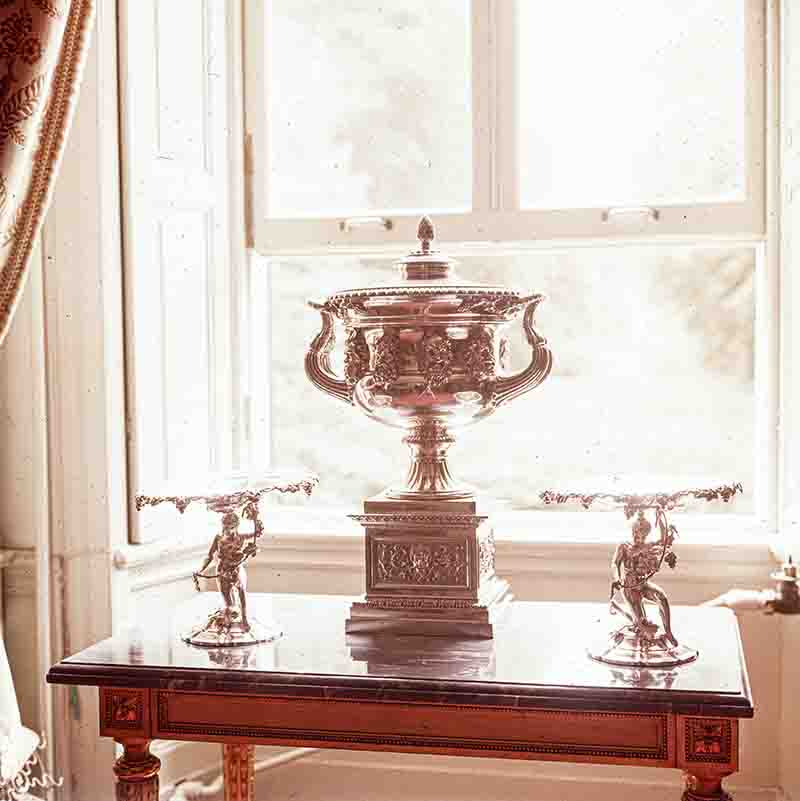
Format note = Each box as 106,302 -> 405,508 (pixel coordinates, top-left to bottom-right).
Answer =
119,522 -> 777,597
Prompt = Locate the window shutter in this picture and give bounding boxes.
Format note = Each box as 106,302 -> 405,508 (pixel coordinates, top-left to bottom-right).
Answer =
121,0 -> 239,543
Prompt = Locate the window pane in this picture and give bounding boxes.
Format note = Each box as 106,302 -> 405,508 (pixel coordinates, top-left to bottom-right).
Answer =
518,1 -> 746,209
266,1 -> 472,218
266,246 -> 754,514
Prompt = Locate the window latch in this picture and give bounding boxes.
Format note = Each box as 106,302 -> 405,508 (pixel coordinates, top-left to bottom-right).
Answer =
339,216 -> 393,233
602,206 -> 660,224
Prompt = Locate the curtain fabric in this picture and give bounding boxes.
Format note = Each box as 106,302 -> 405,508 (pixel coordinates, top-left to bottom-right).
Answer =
0,0 -> 94,347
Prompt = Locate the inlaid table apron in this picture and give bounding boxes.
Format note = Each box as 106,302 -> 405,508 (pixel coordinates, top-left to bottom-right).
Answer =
46,594 -> 753,801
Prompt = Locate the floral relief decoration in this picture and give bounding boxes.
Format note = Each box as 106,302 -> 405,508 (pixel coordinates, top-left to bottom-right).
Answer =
374,541 -> 467,586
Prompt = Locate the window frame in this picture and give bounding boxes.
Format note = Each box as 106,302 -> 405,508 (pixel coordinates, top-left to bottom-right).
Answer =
239,0 -> 778,541
119,0 -> 783,547
245,0 -> 767,256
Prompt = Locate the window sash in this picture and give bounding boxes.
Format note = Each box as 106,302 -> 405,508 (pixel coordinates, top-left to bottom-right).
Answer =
245,0 -> 767,256
120,0 -> 782,545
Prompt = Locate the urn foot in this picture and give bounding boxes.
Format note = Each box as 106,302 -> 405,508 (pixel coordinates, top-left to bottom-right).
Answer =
386,419 -> 474,501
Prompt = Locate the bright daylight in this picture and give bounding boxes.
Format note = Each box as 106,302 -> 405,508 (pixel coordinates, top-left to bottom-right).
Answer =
0,3 -> 795,801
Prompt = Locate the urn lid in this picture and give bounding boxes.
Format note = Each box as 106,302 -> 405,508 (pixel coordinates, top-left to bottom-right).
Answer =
322,216 -> 532,320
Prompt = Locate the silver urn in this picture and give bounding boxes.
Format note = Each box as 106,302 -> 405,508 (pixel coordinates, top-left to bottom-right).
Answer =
306,216 -> 553,502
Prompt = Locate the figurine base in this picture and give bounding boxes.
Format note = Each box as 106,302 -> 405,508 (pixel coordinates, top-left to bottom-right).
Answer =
589,625 -> 698,668
182,608 -> 281,648
346,576 -> 511,639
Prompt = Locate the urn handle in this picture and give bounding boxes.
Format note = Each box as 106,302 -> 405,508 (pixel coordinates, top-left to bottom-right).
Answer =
494,294 -> 552,408
305,299 -> 352,405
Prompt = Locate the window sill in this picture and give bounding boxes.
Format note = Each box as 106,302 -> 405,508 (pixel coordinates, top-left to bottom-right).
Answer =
115,507 -> 779,593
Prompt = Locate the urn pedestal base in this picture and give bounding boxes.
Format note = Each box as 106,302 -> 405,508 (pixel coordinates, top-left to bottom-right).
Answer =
346,494 -> 510,639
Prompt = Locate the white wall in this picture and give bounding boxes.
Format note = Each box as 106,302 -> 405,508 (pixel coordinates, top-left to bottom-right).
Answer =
780,616 -> 800,799
0,2 -> 127,799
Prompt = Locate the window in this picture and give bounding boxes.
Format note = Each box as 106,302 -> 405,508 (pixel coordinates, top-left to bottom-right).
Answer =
265,244 -> 757,519
247,0 -> 765,252
122,1 -> 776,542
247,1 -> 770,527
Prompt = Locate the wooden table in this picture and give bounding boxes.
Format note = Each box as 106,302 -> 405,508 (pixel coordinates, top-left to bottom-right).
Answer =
46,593 -> 753,801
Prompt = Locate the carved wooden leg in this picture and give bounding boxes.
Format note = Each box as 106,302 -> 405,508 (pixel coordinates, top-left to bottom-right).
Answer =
113,738 -> 160,801
223,744 -> 255,801
683,768 -> 733,801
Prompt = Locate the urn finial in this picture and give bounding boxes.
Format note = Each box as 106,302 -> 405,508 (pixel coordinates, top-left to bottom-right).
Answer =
417,216 -> 435,254
396,215 -> 453,280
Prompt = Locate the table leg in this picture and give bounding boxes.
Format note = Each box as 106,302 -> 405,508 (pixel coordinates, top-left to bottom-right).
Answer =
683,768 -> 734,801
223,744 -> 255,801
113,738 -> 161,801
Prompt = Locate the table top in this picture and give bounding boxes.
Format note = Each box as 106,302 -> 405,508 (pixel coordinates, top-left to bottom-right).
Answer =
47,594 -> 753,718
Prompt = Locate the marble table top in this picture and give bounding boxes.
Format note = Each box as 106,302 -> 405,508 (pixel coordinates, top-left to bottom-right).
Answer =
47,593 -> 753,718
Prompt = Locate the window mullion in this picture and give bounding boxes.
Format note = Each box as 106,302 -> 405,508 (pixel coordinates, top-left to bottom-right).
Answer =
760,0 -> 779,535
243,0 -> 268,246
752,0 -> 779,536
492,0 -> 518,212
227,0 -> 248,472
472,0 -> 492,212
244,254 -> 272,474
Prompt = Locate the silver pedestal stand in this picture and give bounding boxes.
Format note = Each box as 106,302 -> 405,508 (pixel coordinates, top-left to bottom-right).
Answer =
541,479 -> 742,668
136,470 -> 318,647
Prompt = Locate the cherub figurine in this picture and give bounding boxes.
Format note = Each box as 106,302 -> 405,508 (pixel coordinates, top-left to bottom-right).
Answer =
610,508 -> 678,647
135,470 -> 318,646
540,480 -> 742,666
187,503 -> 265,644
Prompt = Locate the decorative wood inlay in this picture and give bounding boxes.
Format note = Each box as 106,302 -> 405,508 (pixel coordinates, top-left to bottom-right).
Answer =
155,690 -> 672,764
684,718 -> 733,764
100,688 -> 152,739
223,744 -> 255,801
106,690 -> 143,729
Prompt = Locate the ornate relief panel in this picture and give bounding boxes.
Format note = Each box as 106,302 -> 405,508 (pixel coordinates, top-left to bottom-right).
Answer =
478,528 -> 496,578
343,327 -> 369,385
373,540 -> 467,587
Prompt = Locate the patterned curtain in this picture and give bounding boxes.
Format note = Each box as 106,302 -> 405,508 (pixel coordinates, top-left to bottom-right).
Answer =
0,0 -> 94,347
